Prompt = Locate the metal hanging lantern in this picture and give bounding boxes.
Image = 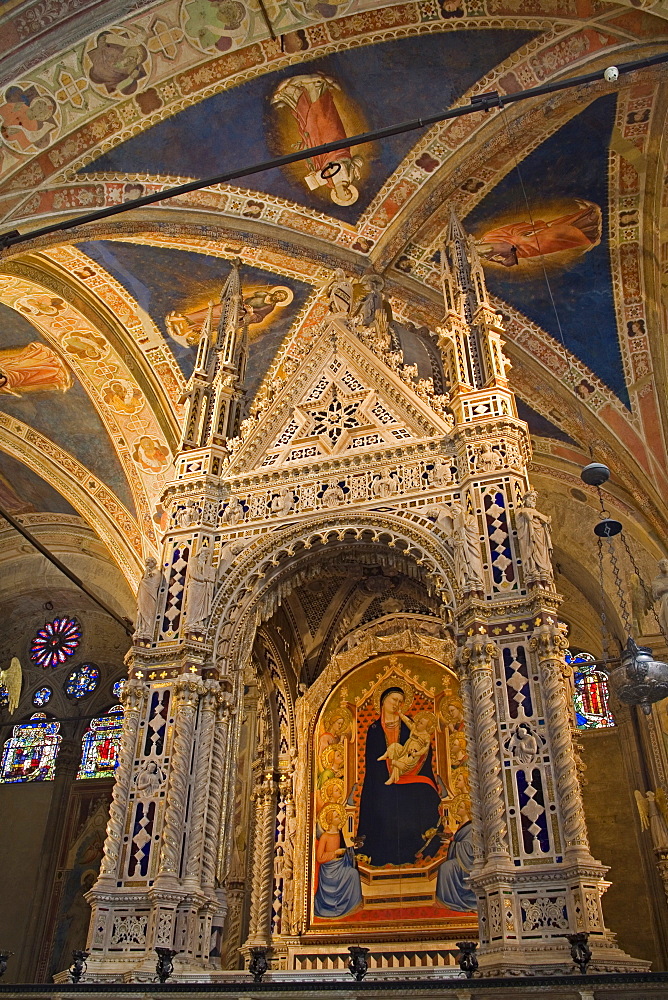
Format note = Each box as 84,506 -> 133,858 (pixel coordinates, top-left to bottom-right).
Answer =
608,638 -> 668,715
594,518 -> 622,538
581,462 -> 611,487
582,463 -> 668,714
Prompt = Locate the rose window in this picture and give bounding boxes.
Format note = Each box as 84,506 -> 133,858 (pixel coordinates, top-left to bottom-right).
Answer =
31,617 -> 82,669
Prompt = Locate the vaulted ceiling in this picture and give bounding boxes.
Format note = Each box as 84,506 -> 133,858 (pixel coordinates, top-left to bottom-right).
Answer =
0,0 -> 667,604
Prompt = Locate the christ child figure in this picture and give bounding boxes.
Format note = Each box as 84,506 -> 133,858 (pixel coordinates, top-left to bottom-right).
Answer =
378,710 -> 436,785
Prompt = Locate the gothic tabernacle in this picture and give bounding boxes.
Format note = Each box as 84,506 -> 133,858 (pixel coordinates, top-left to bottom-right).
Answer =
3,10 -> 668,989
74,214 -> 645,979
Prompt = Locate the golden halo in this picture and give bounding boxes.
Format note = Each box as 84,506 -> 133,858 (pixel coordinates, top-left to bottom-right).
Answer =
323,705 -> 353,735
321,777 -> 345,804
267,285 -> 294,306
372,675 -> 414,715
318,802 -> 346,830
320,743 -> 344,771
412,710 -> 437,733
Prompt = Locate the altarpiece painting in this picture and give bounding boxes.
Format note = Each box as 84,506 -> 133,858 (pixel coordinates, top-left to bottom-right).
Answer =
306,653 -> 476,936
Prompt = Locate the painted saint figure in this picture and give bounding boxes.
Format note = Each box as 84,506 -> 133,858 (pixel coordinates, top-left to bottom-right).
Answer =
0,342 -> 71,395
271,74 -> 363,207
356,687 -> 441,867
435,820 -> 476,912
476,200 -> 602,268
314,803 -> 362,918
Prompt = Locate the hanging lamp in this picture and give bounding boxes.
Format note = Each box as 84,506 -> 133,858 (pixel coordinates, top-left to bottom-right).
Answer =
581,462 -> 668,714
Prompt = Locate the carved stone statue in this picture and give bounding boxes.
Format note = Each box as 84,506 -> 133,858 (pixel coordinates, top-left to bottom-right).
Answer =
476,442 -> 502,472
447,502 -> 485,592
355,272 -> 385,328
177,501 -> 197,527
270,487 -> 295,516
505,723 -> 540,765
430,456 -> 453,486
221,496 -> 244,525
135,759 -> 166,795
635,788 -> 668,851
516,491 -> 554,587
322,481 -> 344,508
135,556 -> 161,638
651,559 -> 668,638
353,273 -> 392,352
372,469 -> 400,498
186,546 -> 216,628
217,537 -> 251,578
325,268 -> 353,316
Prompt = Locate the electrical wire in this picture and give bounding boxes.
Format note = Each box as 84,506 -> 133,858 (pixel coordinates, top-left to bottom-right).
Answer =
498,100 -> 569,351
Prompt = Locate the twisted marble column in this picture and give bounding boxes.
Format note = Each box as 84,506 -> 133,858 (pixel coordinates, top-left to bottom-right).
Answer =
97,679 -> 147,882
201,697 -> 233,892
457,661 -> 485,872
531,623 -> 592,860
463,637 -> 509,861
184,680 -> 223,884
246,772 -> 278,947
156,675 -> 203,881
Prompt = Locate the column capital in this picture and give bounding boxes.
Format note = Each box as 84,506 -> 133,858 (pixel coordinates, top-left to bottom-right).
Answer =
460,634 -> 499,671
120,676 -> 149,711
529,619 -> 570,664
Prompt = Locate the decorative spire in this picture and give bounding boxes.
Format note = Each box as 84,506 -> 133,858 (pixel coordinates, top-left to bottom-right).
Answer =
439,208 -> 505,394
216,257 -> 245,368
177,261 -> 248,451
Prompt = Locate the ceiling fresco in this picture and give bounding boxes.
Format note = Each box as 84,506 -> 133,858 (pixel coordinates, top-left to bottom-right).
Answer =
77,240 -> 313,392
464,94 -> 626,403
80,30 -> 537,223
0,450 -> 78,516
0,0 -> 665,582
0,302 -> 136,514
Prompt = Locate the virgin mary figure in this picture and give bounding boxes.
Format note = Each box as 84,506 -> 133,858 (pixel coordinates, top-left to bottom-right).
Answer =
356,686 -> 441,867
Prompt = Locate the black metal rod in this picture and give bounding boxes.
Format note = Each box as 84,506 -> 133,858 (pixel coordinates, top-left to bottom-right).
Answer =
1,50 -> 667,251
0,504 -> 134,634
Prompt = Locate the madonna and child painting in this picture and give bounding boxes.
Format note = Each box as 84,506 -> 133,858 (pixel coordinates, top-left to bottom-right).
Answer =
311,654 -> 476,931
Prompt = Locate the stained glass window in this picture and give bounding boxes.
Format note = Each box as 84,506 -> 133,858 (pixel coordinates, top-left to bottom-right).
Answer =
112,678 -> 125,700
31,616 -> 81,668
0,713 -> 61,782
64,663 -> 100,700
32,686 -> 52,708
566,650 -> 615,730
77,705 -> 124,779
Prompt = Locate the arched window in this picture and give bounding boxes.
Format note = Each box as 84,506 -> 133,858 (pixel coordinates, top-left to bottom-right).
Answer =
0,713 -> 62,782
566,650 -> 615,730
77,705 -> 124,780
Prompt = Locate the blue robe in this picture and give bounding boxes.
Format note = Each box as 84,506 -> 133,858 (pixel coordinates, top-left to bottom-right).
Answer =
314,837 -> 363,918
436,821 -> 476,912
356,718 -> 441,866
